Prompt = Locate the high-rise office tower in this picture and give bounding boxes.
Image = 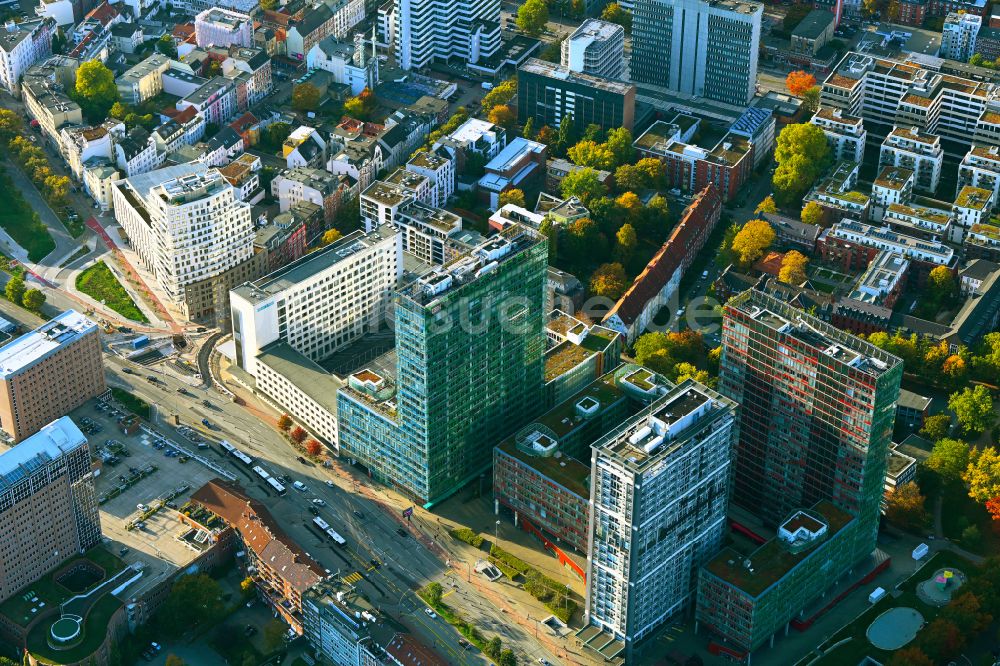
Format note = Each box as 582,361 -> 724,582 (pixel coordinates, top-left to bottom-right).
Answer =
338,225 -> 548,506
394,0 -> 501,71
0,310 -> 105,442
585,380 -> 738,652
630,0 -> 762,106
0,417 -> 100,604
719,290 -> 902,562
561,18 -> 626,80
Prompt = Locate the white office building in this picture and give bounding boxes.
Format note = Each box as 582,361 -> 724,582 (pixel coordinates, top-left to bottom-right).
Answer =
585,381 -> 738,653
394,0 -> 501,71
561,18 -> 625,80
112,164 -> 256,319
194,8 -> 253,48
406,150 -> 454,207
306,34 -> 379,96
811,106 -> 867,163
958,144 -> 1000,211
229,226 -> 401,445
940,12 -> 980,62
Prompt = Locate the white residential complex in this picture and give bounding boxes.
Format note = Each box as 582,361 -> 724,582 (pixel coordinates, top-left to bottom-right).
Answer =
586,381 -> 738,652
940,12 -> 980,62
112,164 -> 258,324
229,226 -> 402,444
561,18 -> 626,80
879,126 -> 944,193
194,8 -> 253,48
394,0 -> 501,71
0,18 -> 53,95
811,106 -> 867,163
958,144 -> 1000,211
820,52 -> 1000,150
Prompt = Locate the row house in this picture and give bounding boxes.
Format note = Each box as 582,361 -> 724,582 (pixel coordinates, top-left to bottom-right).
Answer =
177,75 -> 238,126
114,126 -> 161,178
0,17 -> 54,96
60,120 -> 123,180
272,166 -> 358,236
68,1 -> 121,62
284,0 -> 365,62
219,153 -> 263,203
151,107 -> 207,155
21,56 -> 81,146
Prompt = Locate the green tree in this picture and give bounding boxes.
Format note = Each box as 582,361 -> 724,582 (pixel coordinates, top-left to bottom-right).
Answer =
557,114 -> 576,151
560,166 -> 604,202
802,86 -> 821,113
73,60 -> 120,123
266,122 -> 292,149
5,275 -> 25,305
561,217 -> 604,268
261,0 -> 277,8
772,123 -> 831,208
800,201 -> 824,226
483,638 -> 502,660
424,582 -> 443,606
601,2 -> 632,32
605,127 -> 634,166
291,82 -> 321,111
21,288 -> 45,312
583,123 -> 604,142
156,573 -> 225,637
567,140 -> 615,169
927,265 -> 957,304
516,0 -> 549,35
262,619 -> 287,652
498,650 -> 517,666
498,189 -> 526,208
961,524 -> 982,550
157,34 -> 177,58
925,438 -> 970,482
920,413 -> 951,441
964,446 -> 1000,504
948,385 -> 993,435
522,116 -> 535,140
614,223 -> 637,264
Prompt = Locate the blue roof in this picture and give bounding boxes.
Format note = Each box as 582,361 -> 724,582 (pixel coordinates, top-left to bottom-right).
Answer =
729,106 -> 774,139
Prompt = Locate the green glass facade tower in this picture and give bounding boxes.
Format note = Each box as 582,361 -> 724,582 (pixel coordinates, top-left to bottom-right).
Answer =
337,227 -> 548,506
718,290 -> 903,564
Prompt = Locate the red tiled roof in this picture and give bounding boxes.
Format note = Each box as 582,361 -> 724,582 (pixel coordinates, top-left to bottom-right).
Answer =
230,112 -> 259,134
753,251 -> 785,277
385,633 -> 448,666
603,184 -> 722,328
191,479 -> 324,594
86,1 -> 119,25
172,24 -> 194,40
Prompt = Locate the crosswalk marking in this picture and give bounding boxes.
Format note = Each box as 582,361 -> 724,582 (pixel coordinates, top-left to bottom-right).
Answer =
342,571 -> 362,584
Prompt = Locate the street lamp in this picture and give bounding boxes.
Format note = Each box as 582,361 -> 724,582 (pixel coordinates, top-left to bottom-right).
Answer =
495,519 -> 501,544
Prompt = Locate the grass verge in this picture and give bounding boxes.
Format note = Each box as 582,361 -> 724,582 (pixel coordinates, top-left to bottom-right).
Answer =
111,387 -> 151,420
76,261 -> 149,323
0,167 -> 56,262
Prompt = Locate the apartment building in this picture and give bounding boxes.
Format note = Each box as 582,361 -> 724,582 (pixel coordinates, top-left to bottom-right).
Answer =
803,161 -> 870,222
820,52 -> 1000,150
0,17 -> 54,95
958,144 -> 1000,211
810,107 -> 867,163
953,185 -> 995,239
21,56 -> 79,147
230,227 -> 401,445
879,126 -> 944,193
306,35 -> 379,96
0,417 -> 100,604
59,119 -> 122,181
517,58 -> 636,133
406,150 -> 454,207
818,219 -> 956,281
885,200 -> 954,241
729,106 -> 776,169
177,76 -> 238,127
302,580 -> 398,665
337,226 -> 548,506
870,166 -> 914,221
285,0 -> 365,61
114,126 -> 161,178
585,381 -> 738,655
0,311 -> 105,443
630,0 -> 762,106
116,53 -> 171,106
67,1 -> 120,62
940,12 -> 980,62
394,0 -> 501,71
432,118 -> 507,173
561,19 -> 626,80
272,166 -> 356,232
720,290 -> 903,565
697,501 -> 859,656
191,479 -> 324,633
194,8 -> 253,48
393,201 -> 476,266
112,164 -> 259,326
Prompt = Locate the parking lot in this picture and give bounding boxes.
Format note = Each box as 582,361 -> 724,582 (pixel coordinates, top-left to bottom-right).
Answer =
72,398 -> 223,599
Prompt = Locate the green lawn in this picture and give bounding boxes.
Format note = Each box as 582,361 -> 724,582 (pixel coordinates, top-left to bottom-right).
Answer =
0,167 -> 56,262
809,551 -> 979,666
110,387 -> 151,420
28,593 -> 123,665
75,261 -> 149,323
940,483 -> 1000,556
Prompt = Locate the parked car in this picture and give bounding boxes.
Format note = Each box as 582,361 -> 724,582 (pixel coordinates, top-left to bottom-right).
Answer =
397,528 -> 408,538
424,608 -> 437,618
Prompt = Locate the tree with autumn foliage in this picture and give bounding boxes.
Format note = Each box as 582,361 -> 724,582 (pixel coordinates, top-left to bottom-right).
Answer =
940,591 -> 993,634
884,481 -> 928,531
730,219 -> 776,267
786,71 -> 817,97
917,618 -> 965,661
291,82 -> 321,112
965,446 -> 1000,504
343,87 -> 377,120
778,250 -> 809,285
986,496 -> 1000,522
278,414 -> 293,431
887,647 -> 934,666
290,426 -> 308,444
498,189 -> 526,208
755,196 -> 777,215
567,140 -> 615,170
589,263 -> 628,299
926,438 -> 971,483
487,104 -> 516,129
305,439 -> 323,457
801,201 -> 824,226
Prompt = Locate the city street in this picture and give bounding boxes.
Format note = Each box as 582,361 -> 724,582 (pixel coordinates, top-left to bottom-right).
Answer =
102,354 -> 561,664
